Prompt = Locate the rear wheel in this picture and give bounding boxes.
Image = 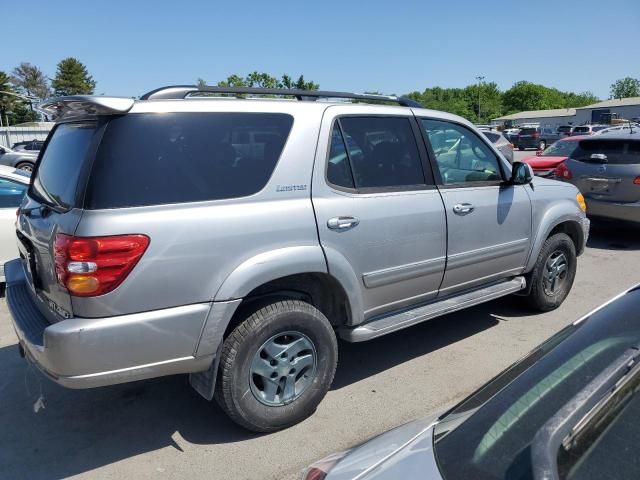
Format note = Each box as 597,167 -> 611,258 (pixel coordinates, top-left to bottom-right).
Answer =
215,300 -> 338,432
525,233 -> 577,311
16,162 -> 34,172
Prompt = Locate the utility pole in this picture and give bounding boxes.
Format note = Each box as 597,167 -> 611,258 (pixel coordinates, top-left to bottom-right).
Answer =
475,75 -> 485,123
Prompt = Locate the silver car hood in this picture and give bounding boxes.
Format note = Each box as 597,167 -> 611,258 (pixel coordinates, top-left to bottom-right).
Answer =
326,416 -> 442,480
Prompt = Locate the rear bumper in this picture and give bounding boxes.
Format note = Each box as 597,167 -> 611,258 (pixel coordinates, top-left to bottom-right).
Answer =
586,198 -> 640,223
5,259 -> 217,388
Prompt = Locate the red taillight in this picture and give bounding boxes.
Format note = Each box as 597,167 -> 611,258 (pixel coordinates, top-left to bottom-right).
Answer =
634,176 -> 640,185
555,162 -> 573,180
54,234 -> 149,297
532,132 -> 540,138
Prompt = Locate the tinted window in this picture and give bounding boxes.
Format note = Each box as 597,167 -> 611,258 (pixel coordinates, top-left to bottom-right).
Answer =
573,126 -> 591,134
482,132 -> 500,143
335,117 -> 425,189
434,287 -> 640,480
327,124 -> 355,189
572,139 -> 640,165
519,128 -> 538,135
31,122 -> 97,209
86,113 -> 293,209
0,178 -> 27,208
421,119 -> 503,185
542,140 -> 580,157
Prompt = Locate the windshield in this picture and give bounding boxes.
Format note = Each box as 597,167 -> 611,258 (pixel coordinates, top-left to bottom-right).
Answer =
434,286 -> 640,480
542,140 -> 579,157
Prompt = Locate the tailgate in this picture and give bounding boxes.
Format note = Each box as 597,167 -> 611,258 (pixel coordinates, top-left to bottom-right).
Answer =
17,121 -> 99,321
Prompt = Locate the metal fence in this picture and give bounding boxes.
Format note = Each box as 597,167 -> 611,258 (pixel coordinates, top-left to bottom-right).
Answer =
0,123 -> 54,148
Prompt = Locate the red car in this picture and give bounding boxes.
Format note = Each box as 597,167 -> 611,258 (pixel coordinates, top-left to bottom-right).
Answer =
522,135 -> 589,177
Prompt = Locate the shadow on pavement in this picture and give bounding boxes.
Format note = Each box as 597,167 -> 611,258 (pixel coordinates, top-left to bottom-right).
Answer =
0,294 -> 527,479
587,220 -> 640,251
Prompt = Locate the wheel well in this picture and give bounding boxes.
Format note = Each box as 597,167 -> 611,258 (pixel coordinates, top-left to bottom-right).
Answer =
549,221 -> 582,253
222,273 -> 351,339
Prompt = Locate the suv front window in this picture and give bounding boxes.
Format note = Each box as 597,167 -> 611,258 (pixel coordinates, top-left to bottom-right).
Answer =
421,119 -> 503,185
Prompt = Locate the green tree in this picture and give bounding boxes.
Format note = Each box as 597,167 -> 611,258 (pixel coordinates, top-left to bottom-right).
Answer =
51,57 -> 96,96
218,72 -> 319,90
11,63 -> 50,100
610,77 -> 640,99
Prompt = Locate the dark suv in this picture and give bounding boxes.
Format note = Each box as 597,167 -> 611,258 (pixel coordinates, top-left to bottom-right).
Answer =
516,127 -> 560,151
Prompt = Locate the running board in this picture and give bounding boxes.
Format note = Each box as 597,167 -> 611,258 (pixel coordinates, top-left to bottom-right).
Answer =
340,276 -> 526,342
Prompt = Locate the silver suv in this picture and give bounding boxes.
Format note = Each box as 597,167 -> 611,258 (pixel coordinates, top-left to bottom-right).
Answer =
7,86 -> 589,432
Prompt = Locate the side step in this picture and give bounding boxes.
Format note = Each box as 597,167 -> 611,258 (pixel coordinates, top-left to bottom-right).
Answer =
340,276 -> 526,342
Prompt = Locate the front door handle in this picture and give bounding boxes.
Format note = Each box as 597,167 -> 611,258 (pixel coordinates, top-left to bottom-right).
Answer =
327,216 -> 360,230
453,203 -> 475,215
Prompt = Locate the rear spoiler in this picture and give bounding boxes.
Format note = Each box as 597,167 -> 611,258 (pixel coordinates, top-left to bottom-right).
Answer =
38,96 -> 135,121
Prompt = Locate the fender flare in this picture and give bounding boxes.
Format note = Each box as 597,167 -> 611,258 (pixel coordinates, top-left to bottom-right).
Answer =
525,203 -> 586,272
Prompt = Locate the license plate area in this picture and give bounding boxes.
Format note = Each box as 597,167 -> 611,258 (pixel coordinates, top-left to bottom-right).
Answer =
588,178 -> 611,193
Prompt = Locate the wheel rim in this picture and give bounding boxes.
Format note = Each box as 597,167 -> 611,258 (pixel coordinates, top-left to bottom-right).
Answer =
543,250 -> 568,296
249,331 -> 317,407
18,164 -> 33,172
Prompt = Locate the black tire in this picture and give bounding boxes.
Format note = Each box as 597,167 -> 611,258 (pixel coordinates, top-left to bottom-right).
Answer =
215,300 -> 338,432
525,233 -> 577,312
538,140 -> 547,150
16,162 -> 34,172
518,146 -> 525,151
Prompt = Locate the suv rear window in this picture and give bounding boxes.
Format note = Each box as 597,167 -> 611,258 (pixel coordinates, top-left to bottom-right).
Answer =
519,128 -> 537,135
86,112 -> 293,209
572,139 -> 640,165
31,121 -> 97,210
572,126 -> 590,134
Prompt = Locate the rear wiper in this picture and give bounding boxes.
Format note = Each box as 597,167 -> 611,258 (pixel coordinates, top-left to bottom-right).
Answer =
530,346 -> 640,480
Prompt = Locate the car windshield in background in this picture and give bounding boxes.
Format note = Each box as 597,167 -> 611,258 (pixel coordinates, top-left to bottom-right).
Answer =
572,139 -> 640,164
543,141 -> 579,157
30,121 -> 97,210
434,286 -> 640,480
558,126 -> 572,133
86,112 -> 293,209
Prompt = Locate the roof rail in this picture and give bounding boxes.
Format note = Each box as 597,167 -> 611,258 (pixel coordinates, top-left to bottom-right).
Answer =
139,85 -> 423,108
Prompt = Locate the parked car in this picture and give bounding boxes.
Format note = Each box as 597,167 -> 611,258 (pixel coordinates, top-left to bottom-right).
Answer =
7,86 -> 588,433
555,131 -> 640,223
571,124 -> 609,136
593,124 -> 640,135
480,129 -> 514,163
304,285 -> 640,480
557,125 -> 573,138
502,127 -> 520,144
521,136 -> 588,177
12,139 -> 44,153
0,165 -> 30,281
0,144 -> 37,172
516,126 -> 560,151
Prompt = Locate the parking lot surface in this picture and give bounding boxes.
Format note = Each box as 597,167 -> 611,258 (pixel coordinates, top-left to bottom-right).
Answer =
2,213 -> 638,480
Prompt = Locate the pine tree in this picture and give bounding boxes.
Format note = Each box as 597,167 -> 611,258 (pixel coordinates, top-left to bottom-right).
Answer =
51,58 -> 96,96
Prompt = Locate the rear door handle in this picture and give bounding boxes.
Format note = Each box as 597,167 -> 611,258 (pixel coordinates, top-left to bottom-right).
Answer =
327,216 -> 360,230
453,203 -> 474,215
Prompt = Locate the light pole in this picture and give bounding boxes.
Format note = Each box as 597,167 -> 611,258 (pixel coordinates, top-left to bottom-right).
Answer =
475,75 -> 485,123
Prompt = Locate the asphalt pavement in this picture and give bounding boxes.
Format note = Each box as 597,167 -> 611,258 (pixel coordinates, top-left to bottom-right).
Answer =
1,189 -> 639,480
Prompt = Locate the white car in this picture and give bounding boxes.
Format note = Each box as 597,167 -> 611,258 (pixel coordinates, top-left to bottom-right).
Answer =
0,165 -> 30,281
593,124 -> 640,135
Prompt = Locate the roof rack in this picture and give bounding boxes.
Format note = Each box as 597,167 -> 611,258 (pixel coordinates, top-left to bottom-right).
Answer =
139,85 -> 423,108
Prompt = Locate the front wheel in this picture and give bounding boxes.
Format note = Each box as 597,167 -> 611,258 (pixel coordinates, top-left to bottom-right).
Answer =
215,300 -> 338,432
525,233 -> 577,311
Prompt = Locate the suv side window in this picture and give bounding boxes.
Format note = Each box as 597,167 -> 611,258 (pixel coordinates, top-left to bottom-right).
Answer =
421,119 -> 503,185
328,116 -> 426,190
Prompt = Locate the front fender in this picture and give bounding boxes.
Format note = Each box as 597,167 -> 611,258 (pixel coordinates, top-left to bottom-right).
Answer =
525,199 -> 587,272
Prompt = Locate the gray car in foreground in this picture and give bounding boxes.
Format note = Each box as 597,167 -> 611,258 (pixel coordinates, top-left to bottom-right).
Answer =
306,285 -> 640,480
557,131 -> 640,223
7,86 -> 588,432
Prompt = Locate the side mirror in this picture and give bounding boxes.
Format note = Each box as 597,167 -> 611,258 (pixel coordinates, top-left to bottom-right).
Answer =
510,161 -> 533,185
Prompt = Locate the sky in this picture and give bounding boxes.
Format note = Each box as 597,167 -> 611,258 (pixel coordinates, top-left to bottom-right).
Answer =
3,0 -> 639,100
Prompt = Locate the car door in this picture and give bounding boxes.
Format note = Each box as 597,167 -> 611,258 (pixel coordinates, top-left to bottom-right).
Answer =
312,106 -> 447,321
0,176 -> 28,279
419,118 -> 532,296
